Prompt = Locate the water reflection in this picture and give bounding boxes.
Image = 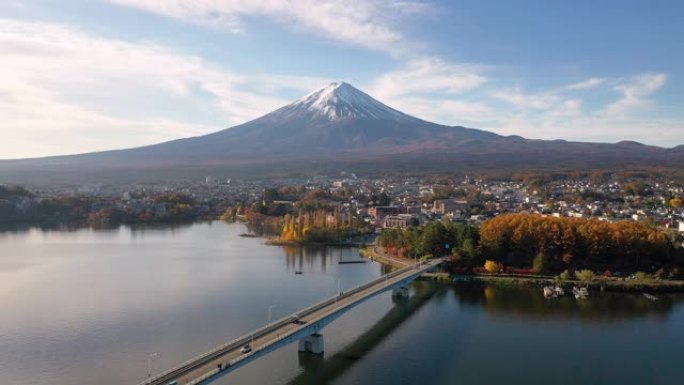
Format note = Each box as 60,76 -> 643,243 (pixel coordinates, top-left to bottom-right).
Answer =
0,220 -> 198,237
453,283 -> 684,323
288,281 -> 442,385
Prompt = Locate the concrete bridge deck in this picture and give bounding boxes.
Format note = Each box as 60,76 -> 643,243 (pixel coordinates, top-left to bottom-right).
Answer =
139,257 -> 446,385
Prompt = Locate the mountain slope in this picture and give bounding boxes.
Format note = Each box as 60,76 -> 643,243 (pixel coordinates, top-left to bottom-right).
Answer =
0,81 -> 682,184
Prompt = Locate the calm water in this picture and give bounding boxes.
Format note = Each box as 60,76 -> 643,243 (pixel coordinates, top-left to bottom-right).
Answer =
1,222 -> 683,385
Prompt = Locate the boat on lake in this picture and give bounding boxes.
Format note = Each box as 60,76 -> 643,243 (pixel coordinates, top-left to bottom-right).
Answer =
643,293 -> 658,301
573,286 -> 589,299
543,285 -> 565,298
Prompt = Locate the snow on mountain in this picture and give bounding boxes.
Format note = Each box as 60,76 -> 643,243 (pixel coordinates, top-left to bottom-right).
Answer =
273,81 -> 420,122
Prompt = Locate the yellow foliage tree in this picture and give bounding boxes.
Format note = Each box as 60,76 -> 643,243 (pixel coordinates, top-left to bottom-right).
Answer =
670,198 -> 682,209
484,260 -> 500,273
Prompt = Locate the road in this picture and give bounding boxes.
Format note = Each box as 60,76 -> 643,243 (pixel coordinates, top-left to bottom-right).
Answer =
140,258 -> 445,385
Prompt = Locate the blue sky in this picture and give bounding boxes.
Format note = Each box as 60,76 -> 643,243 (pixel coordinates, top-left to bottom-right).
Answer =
0,0 -> 682,158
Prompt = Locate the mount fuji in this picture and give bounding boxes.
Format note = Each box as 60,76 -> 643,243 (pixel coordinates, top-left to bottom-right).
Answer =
0,82 -> 682,184
149,81 -> 500,157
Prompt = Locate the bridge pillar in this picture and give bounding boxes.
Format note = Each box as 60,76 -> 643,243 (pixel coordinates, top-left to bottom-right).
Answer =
298,333 -> 324,354
392,286 -> 409,298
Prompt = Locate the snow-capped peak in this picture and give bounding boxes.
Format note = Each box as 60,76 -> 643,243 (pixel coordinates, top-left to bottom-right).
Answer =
283,81 -> 415,122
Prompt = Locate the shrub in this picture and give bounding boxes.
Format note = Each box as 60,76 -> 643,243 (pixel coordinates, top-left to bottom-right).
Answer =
559,270 -> 574,281
484,260 -> 501,273
577,269 -> 595,282
633,271 -> 651,280
654,268 -> 667,280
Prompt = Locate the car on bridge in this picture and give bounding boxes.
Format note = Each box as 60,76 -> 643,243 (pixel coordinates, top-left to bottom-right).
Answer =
240,344 -> 252,354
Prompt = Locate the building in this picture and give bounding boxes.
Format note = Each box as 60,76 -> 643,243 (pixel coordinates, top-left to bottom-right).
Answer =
433,199 -> 468,215
368,206 -> 402,219
383,214 -> 419,229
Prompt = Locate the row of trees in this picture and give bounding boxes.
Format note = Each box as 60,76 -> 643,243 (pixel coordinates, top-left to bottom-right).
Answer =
479,213 -> 676,272
280,208 -> 369,243
377,222 -> 480,260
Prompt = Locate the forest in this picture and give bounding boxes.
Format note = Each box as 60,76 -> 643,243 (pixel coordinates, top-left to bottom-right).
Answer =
378,213 -> 682,276
479,213 -> 677,273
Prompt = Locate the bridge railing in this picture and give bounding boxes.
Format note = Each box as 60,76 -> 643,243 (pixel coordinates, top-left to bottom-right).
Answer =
140,312 -> 299,384
141,259 -> 441,385
183,261 -> 436,385
294,262 -> 422,319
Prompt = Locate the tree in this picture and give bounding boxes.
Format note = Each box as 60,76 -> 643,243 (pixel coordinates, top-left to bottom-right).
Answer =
576,269 -> 595,282
484,260 -> 500,273
670,197 -> 682,209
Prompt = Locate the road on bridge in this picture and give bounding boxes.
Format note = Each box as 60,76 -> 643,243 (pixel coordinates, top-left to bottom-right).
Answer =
140,257 -> 446,385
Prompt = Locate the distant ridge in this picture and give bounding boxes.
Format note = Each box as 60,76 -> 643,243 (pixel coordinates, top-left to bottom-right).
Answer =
0,82 -> 682,184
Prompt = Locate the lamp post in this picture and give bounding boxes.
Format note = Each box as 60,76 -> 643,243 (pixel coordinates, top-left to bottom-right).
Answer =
147,352 -> 158,378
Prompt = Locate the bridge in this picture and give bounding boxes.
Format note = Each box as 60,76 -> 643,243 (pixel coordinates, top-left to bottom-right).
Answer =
139,257 -> 446,385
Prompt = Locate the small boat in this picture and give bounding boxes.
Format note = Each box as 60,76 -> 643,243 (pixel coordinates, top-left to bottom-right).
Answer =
294,271 -> 303,275
573,286 -> 589,299
554,286 -> 565,296
543,286 -> 556,298
643,293 -> 658,301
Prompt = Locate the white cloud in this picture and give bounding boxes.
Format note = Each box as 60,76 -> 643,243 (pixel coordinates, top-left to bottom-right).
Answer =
564,77 -> 605,90
547,99 -> 582,118
496,114 -> 683,146
110,0 -> 428,53
484,73 -> 679,146
386,97 -> 493,124
492,89 -> 559,109
366,57 -> 490,125
370,57 -> 487,100
0,18 -> 329,159
601,73 -> 667,116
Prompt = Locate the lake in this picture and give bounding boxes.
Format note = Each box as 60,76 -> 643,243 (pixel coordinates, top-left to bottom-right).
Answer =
1,221 -> 683,385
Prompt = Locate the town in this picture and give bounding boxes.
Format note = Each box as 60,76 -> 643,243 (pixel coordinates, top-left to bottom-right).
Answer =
2,172 -> 683,242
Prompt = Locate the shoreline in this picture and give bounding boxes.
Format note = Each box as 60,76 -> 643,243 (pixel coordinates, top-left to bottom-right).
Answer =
360,246 -> 684,293
461,274 -> 684,293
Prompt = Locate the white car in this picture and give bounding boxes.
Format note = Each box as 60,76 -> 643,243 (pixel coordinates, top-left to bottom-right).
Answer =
240,344 -> 252,354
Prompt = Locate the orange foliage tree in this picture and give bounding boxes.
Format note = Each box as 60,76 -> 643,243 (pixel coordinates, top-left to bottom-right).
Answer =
479,213 -> 672,272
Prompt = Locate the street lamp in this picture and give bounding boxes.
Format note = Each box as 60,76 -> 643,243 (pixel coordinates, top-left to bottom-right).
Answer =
147,352 -> 159,378
268,304 -> 279,323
